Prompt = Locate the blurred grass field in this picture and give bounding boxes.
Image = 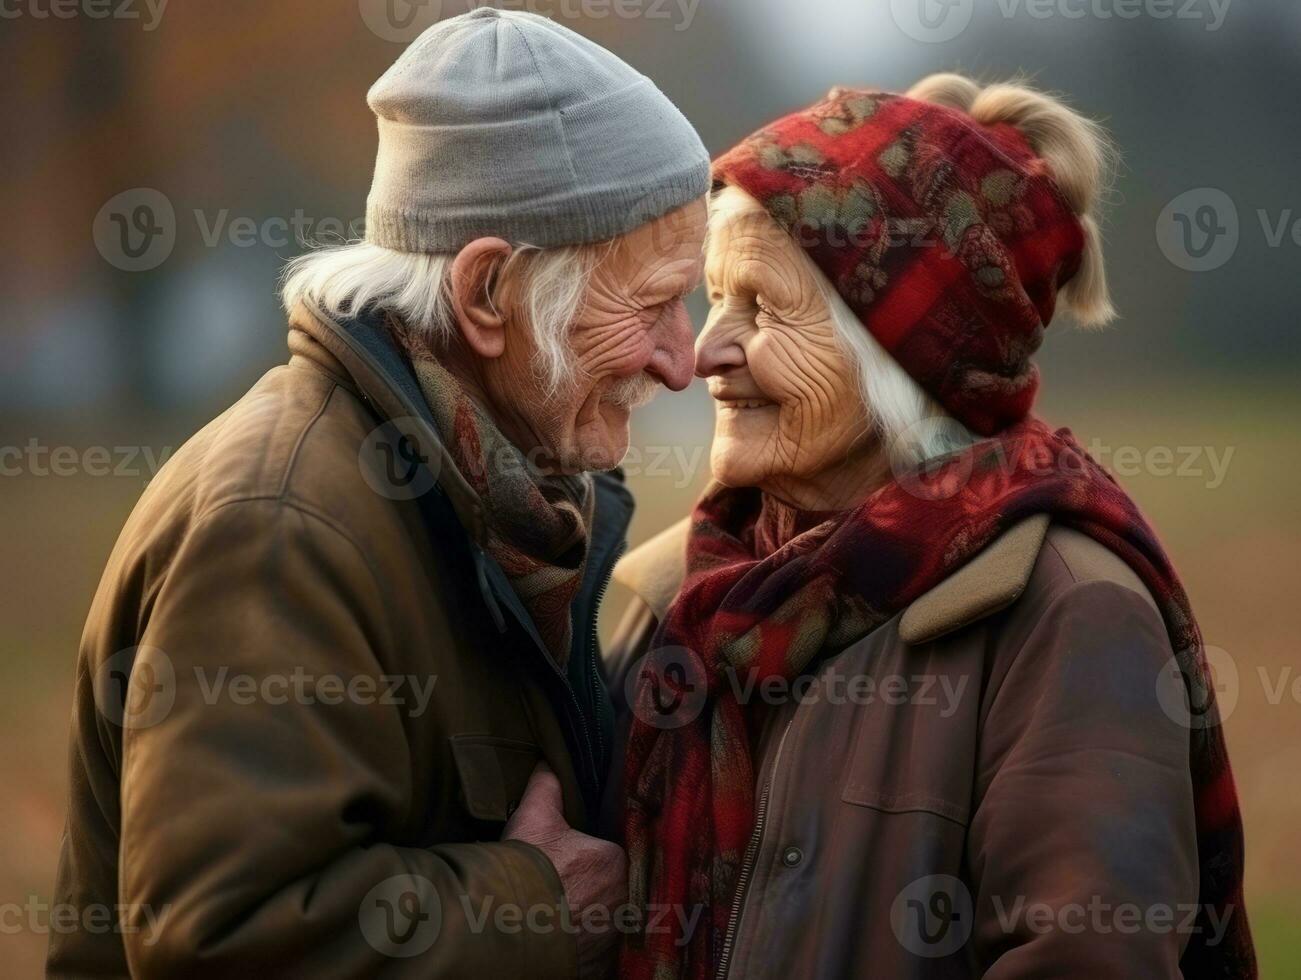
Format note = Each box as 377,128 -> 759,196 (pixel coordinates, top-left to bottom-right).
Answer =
3,378 -> 1298,976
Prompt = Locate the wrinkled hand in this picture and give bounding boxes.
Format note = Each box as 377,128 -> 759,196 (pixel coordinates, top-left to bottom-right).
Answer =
504,763 -> 627,980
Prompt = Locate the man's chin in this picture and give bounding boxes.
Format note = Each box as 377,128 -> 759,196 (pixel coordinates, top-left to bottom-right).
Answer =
557,419 -> 631,474
598,399 -> 637,427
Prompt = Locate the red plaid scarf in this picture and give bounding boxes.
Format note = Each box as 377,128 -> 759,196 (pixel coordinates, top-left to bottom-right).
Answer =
621,419 -> 1253,980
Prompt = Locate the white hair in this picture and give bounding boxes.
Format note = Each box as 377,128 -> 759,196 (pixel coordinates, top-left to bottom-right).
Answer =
710,185 -> 974,469
280,239 -> 599,393
814,262 -> 977,468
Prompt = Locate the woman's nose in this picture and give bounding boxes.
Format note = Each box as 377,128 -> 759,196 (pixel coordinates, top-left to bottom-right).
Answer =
694,310 -> 747,379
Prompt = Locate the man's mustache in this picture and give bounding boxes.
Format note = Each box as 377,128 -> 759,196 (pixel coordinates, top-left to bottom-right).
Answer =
604,372 -> 662,409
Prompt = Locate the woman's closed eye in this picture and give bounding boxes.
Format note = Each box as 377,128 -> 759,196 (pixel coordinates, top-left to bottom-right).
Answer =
754,299 -> 782,324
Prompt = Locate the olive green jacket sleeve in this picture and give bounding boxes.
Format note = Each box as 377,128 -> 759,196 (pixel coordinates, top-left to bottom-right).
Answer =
115,499 -> 576,979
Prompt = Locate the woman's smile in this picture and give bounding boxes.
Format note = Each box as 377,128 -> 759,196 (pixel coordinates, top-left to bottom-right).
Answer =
707,378 -> 778,413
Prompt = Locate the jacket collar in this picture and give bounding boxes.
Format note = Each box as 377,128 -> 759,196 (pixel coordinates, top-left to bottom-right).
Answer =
613,513 -> 1051,645
286,301 -> 634,618
289,300 -> 489,542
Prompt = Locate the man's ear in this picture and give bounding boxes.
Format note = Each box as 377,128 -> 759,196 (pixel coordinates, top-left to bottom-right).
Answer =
449,237 -> 513,359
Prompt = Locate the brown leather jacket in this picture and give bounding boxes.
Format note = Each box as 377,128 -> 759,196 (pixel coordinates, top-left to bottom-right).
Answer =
604,515 -> 1205,979
49,304 -> 634,978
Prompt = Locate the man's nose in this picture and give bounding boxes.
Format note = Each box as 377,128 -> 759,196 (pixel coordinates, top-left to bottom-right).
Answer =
694,309 -> 746,379
644,298 -> 696,392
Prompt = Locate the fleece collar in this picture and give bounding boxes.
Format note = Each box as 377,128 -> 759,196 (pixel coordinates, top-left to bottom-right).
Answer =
613,513 -> 1051,645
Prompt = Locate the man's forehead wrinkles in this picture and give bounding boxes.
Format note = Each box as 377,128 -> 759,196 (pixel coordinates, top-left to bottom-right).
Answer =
634,253 -> 704,296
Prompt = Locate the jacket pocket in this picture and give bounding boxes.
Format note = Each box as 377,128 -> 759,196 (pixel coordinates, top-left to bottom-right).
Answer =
840,780 -> 971,826
449,735 -> 541,823
836,653 -> 978,827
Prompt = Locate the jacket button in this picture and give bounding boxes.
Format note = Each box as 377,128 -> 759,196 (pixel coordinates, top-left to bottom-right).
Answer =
781,846 -> 803,867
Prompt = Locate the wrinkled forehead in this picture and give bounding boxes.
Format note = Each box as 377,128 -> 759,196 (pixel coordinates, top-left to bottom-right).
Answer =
598,198 -> 708,298
705,187 -> 804,287
613,199 -> 707,265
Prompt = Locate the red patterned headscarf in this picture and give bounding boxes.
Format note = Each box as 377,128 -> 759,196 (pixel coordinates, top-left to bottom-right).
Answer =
712,87 -> 1086,436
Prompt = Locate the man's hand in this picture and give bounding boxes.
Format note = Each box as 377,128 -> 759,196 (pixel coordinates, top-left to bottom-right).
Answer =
504,763 -> 627,980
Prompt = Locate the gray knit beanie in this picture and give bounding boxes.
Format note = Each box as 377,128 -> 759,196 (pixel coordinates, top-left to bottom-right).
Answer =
365,8 -> 711,252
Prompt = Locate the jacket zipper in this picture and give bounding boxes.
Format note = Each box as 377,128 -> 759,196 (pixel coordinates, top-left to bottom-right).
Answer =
584,541 -> 625,771
549,634 -> 600,802
544,633 -> 602,811
714,716 -> 795,980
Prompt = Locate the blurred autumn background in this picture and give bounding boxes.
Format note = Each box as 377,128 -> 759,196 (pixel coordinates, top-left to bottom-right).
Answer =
3,0 -> 1299,975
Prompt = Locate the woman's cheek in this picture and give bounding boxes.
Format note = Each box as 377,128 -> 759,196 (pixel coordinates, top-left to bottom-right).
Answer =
748,330 -> 799,403
773,385 -> 859,480
712,423 -> 772,487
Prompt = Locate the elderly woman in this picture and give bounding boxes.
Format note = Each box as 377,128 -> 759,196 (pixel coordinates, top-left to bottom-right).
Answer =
608,76 -> 1254,979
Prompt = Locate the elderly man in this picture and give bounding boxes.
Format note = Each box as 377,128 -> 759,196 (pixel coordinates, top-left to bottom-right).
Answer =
49,10 -> 709,979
